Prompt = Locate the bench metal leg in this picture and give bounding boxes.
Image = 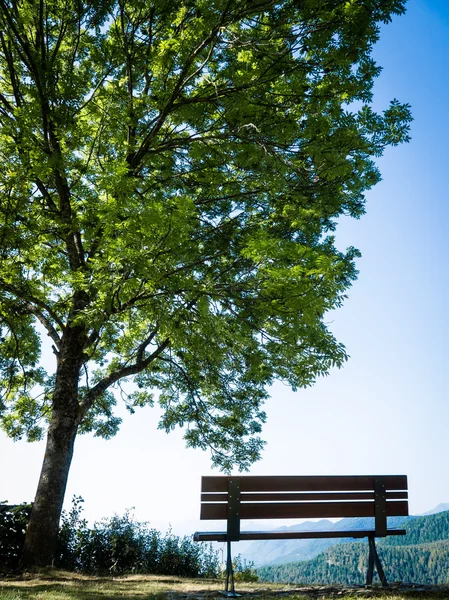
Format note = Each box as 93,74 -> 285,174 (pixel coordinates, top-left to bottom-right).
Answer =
367,536 -> 388,588
225,541 -> 234,594
367,537 -> 374,586
222,540 -> 240,597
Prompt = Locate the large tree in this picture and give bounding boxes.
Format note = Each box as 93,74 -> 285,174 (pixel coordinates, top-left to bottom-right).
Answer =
0,0 -> 411,568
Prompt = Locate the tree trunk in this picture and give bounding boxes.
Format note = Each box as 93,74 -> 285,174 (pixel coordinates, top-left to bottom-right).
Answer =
20,330 -> 84,569
19,407 -> 78,568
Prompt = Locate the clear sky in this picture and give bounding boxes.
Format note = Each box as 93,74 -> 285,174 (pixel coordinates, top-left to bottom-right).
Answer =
2,0 -> 449,537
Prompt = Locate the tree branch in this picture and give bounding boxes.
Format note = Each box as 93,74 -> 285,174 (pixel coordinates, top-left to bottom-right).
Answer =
0,0 -> 86,272
26,304 -> 61,350
0,277 -> 65,331
128,7 -> 231,169
78,338 -> 170,419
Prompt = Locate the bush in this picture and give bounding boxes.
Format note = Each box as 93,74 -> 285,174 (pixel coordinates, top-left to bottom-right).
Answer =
0,502 -> 32,571
57,496 -> 220,577
233,554 -> 259,582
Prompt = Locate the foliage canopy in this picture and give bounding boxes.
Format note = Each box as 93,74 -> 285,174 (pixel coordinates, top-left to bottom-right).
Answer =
0,0 -> 411,469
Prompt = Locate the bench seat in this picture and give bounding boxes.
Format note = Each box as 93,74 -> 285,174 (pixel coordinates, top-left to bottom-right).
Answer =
194,527 -> 406,542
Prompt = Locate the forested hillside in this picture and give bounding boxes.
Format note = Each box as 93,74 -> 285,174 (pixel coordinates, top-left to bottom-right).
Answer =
383,510 -> 449,547
257,511 -> 449,585
257,540 -> 449,585
242,517 -> 410,566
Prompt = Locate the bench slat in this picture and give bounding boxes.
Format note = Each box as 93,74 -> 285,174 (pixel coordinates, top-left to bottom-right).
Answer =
201,491 -> 408,503
201,475 -> 407,493
201,500 -> 409,520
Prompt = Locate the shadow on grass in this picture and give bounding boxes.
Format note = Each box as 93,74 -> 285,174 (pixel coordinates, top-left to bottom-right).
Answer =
0,580 -> 167,600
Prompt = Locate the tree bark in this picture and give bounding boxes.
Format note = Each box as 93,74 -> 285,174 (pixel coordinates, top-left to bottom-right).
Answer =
20,329 -> 84,569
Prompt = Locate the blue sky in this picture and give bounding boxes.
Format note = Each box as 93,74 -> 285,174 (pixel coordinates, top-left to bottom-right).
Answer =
1,0 -> 449,536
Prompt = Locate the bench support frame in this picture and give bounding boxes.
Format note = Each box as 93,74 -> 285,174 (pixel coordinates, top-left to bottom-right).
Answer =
223,540 -> 238,596
367,535 -> 387,587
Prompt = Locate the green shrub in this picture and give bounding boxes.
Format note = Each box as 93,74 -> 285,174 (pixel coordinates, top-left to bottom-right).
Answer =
57,496 -> 220,577
233,554 -> 259,582
0,502 -> 31,571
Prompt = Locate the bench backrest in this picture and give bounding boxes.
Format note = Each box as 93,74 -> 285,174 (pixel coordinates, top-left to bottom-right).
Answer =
200,475 -> 408,540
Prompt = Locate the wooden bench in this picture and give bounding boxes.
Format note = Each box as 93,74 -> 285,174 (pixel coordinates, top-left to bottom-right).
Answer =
194,475 -> 408,594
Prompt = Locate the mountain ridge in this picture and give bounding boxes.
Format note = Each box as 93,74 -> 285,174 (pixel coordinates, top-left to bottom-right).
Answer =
242,504 -> 449,567
421,503 -> 449,515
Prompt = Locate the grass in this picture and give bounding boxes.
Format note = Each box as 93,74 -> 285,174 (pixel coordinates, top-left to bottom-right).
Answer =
1,571 -> 449,600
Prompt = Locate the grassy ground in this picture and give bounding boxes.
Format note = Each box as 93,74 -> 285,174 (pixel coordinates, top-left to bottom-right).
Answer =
1,571 -> 449,600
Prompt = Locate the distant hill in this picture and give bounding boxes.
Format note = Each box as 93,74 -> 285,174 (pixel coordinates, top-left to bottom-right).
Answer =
422,503 -> 449,515
256,511 -> 449,585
